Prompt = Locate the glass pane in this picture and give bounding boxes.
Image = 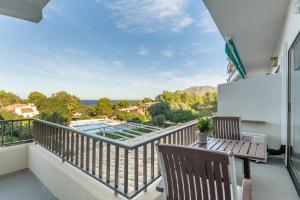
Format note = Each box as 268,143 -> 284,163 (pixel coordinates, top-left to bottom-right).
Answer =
291,37 -> 300,175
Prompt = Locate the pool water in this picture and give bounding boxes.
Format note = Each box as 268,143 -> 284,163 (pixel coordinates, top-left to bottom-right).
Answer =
73,123 -> 121,134
72,122 -> 155,140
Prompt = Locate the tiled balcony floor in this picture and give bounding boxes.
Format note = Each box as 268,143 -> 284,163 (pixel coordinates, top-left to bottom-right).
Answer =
0,169 -> 57,200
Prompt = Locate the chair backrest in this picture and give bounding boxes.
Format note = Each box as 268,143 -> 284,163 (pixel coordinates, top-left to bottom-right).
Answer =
157,144 -> 237,200
212,116 -> 241,140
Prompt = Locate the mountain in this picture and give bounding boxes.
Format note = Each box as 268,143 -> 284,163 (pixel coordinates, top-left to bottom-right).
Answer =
178,86 -> 217,96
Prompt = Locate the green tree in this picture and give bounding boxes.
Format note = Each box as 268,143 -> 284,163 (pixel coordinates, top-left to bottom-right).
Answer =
142,97 -> 153,104
95,98 -> 113,117
0,90 -> 21,106
37,97 -> 72,124
79,105 -> 97,117
39,111 -> 70,125
114,100 -> 130,109
148,101 -> 171,120
170,110 -> 197,123
51,91 -> 80,113
151,114 -> 166,127
0,109 -> 21,120
28,91 -> 47,107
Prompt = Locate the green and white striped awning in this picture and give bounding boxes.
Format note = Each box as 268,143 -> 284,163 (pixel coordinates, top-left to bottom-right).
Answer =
225,38 -> 247,79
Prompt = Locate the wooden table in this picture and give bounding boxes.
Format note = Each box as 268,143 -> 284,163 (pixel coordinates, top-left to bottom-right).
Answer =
192,137 -> 267,178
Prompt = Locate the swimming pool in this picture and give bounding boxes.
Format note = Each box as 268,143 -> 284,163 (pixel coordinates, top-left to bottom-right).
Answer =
72,122 -> 159,140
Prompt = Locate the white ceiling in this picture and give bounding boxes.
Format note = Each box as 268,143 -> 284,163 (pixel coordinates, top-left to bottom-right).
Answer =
0,0 -> 49,23
203,0 -> 290,77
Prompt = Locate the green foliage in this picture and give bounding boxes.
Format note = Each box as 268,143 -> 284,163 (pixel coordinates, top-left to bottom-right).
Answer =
149,90 -> 217,126
39,111 -> 70,125
142,97 -> 153,104
197,118 -> 213,133
0,109 -> 21,120
51,91 -> 80,113
157,90 -> 217,112
28,91 -> 47,107
115,111 -> 139,121
113,100 -> 130,109
0,90 -> 21,107
95,98 -> 113,117
151,114 -> 166,127
148,101 -> 171,120
37,98 -> 72,125
170,110 -> 197,123
78,105 -> 96,117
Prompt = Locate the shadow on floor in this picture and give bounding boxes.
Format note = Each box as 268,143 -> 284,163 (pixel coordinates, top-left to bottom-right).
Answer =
235,157 -> 299,200
0,169 -> 58,200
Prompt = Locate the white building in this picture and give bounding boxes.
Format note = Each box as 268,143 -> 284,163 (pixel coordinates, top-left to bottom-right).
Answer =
5,103 -> 39,118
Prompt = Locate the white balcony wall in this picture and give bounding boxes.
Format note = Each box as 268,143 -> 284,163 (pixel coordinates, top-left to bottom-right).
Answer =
217,74 -> 282,149
0,144 -> 28,176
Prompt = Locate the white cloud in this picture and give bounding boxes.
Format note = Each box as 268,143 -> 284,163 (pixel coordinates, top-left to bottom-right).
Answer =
98,0 -> 193,33
182,43 -> 214,55
198,9 -> 218,33
112,60 -> 123,67
137,48 -> 149,56
161,50 -> 175,58
155,69 -> 181,79
184,59 -> 195,67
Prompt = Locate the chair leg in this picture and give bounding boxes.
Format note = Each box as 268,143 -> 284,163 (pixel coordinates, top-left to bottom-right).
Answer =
242,158 -> 251,179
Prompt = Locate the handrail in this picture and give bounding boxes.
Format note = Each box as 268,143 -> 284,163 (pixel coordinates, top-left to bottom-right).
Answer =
33,118 -> 197,150
33,118 -> 132,149
129,120 -> 198,149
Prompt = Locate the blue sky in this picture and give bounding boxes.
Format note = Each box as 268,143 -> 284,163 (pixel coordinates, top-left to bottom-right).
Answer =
0,0 -> 226,100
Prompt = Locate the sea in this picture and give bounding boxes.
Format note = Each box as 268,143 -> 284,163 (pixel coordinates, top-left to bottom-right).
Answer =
80,100 -> 137,106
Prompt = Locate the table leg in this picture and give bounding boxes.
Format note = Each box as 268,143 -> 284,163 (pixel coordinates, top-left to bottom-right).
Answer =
242,158 -> 251,179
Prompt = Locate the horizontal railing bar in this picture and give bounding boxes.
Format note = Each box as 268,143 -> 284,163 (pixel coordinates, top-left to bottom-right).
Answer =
128,120 -> 198,148
32,118 -> 197,150
113,125 -> 144,135
127,122 -> 162,130
0,118 -> 33,123
33,118 -> 132,148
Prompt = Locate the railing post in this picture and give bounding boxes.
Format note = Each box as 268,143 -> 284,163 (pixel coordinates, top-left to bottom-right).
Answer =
106,143 -> 111,183
86,137 -> 90,172
99,141 -> 103,178
134,147 -> 139,191
114,146 -> 119,194
124,148 -> 128,194
143,144 -> 147,192
151,141 -> 154,179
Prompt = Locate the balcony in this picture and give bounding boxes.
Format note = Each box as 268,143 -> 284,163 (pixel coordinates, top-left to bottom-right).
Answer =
0,118 -> 299,200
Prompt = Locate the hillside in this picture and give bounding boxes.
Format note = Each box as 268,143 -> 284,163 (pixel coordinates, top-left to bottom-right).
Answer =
178,86 -> 217,96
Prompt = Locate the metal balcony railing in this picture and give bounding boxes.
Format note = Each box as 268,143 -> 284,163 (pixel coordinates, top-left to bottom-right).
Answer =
0,118 -> 34,146
0,118 -> 198,199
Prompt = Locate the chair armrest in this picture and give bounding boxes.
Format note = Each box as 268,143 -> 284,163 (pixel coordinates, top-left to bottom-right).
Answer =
242,178 -> 252,200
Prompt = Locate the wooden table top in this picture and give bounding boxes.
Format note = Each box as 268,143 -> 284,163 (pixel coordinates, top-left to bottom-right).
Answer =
192,137 -> 266,161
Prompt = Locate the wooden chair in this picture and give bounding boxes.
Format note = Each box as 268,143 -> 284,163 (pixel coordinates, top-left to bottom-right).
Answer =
212,116 -> 241,140
156,144 -> 251,200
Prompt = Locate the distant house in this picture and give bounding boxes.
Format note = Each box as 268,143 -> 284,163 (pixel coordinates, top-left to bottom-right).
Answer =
5,103 -> 39,118
118,102 -> 156,115
118,106 -> 139,113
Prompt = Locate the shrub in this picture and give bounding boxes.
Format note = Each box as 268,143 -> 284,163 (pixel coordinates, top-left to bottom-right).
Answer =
197,118 -> 212,133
